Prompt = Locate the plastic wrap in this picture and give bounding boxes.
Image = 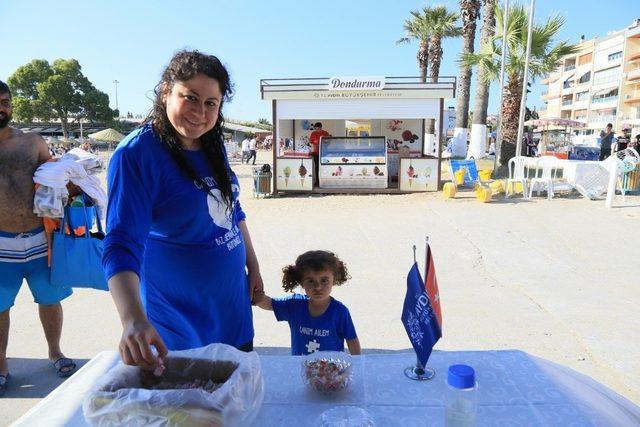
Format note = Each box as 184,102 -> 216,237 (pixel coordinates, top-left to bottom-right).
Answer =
82,343 -> 264,427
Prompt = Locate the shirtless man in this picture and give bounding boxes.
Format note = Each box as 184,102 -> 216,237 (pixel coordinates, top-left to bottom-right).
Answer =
0,80 -> 75,396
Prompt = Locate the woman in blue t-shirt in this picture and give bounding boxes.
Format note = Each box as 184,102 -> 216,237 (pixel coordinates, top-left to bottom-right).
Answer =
103,50 -> 264,370
255,250 -> 361,356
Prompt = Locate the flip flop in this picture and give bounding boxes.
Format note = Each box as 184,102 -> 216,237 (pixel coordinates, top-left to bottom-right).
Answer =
0,373 -> 9,397
53,357 -> 76,378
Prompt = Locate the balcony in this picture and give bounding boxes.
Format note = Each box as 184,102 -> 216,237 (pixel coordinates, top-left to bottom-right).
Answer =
624,95 -> 640,104
564,64 -> 576,71
562,99 -> 573,107
589,115 -> 618,124
627,52 -> 640,62
592,95 -> 619,104
627,68 -> 640,82
542,91 -> 560,100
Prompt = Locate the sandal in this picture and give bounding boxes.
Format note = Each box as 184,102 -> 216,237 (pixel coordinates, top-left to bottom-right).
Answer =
0,373 -> 9,396
52,357 -> 76,378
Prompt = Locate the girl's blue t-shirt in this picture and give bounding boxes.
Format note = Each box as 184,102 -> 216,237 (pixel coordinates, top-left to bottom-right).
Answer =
272,293 -> 357,355
103,124 -> 253,350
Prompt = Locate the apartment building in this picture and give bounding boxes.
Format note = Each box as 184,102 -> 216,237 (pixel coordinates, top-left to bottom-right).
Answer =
540,19 -> 640,138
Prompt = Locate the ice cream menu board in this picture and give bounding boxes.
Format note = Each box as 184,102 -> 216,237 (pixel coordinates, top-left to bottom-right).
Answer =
399,158 -> 438,192
276,158 -> 313,192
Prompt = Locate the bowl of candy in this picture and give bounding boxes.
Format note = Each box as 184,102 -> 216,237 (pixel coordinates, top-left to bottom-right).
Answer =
301,351 -> 353,395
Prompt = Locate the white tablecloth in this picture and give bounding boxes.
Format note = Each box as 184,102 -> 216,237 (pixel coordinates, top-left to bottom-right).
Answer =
11,350 -> 640,426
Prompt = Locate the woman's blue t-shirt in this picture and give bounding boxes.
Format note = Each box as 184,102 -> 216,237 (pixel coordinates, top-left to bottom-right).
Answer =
103,124 -> 253,350
272,293 -> 357,355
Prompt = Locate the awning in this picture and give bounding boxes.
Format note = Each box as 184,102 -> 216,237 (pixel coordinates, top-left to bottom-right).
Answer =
592,87 -> 617,97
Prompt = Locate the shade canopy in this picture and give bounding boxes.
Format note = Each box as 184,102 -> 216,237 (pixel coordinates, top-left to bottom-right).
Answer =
88,128 -> 125,142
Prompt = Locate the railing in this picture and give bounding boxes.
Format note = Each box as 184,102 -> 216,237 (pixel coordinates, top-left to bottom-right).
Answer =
259,76 -> 458,99
591,95 -> 619,104
564,64 -> 576,71
589,115 -> 617,123
627,68 -> 640,80
562,99 -> 573,106
563,81 -> 575,89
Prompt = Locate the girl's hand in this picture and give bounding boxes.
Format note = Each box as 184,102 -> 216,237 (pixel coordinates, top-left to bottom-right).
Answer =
120,317 -> 168,370
248,269 -> 264,305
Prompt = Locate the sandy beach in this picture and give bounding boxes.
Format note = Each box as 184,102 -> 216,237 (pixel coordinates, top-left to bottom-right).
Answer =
3,150 -> 639,424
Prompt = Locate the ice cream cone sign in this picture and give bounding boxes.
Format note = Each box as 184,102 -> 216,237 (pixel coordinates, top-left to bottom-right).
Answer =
424,167 -> 432,190
283,166 -> 291,187
407,161 -> 415,187
299,161 -> 307,187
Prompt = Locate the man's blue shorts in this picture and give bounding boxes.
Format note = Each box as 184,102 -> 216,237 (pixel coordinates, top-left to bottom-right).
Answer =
0,227 -> 72,312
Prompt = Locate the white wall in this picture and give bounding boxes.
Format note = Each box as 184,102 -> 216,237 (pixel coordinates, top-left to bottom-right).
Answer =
593,35 -> 624,69
379,119 -> 423,153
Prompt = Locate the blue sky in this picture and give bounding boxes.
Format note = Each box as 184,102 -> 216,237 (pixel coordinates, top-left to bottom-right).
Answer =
1,0 -> 637,122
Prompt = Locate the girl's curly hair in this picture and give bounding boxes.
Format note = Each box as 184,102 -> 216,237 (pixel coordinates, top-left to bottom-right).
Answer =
282,250 -> 351,292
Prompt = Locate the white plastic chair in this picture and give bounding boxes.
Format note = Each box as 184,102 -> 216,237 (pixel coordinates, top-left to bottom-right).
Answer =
505,156 -> 529,198
529,156 -> 557,200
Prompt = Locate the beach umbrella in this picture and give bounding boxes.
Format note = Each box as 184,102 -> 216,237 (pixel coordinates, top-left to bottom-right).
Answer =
88,128 -> 125,143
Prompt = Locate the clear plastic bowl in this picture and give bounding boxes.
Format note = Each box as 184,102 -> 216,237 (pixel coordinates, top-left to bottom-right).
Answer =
301,351 -> 353,395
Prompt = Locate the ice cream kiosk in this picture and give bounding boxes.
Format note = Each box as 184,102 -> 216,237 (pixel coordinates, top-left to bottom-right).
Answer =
260,76 -> 456,194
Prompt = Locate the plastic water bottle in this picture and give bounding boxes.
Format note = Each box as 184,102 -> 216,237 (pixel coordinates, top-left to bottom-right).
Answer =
444,364 -> 478,427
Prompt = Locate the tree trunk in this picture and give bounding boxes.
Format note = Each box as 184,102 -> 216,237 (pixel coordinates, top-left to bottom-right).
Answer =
427,35 -> 443,83
60,114 -> 69,139
418,39 -> 429,83
472,0 -> 496,126
499,75 -> 524,165
455,0 -> 481,130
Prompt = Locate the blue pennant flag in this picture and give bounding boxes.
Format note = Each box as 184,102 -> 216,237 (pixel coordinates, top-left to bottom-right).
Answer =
401,262 -> 442,367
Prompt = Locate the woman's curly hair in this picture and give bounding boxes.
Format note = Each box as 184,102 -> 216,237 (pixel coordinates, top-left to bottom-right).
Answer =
147,49 -> 235,212
282,250 -> 351,292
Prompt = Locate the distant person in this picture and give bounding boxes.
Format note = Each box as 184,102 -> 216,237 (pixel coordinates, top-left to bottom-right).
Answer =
615,128 -> 630,152
240,137 -> 250,164
633,134 -> 640,152
0,80 -> 76,396
248,136 -> 257,165
309,122 -> 330,186
599,123 -> 614,161
254,250 -> 361,355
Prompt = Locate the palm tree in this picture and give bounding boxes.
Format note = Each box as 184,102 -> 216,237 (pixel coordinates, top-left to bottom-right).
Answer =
468,0 -> 497,159
424,6 -> 462,82
454,0 -> 481,148
462,3 -> 577,165
397,13 -> 430,83
399,6 -> 461,143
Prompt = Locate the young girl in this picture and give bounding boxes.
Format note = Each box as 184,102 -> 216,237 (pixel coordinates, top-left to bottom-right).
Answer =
255,250 -> 361,356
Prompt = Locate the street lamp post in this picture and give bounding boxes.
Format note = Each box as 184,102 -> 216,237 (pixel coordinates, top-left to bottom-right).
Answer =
113,79 -> 120,114
515,0 -> 536,158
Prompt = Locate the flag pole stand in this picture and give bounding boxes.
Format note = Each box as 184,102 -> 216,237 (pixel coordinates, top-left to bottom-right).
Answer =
404,243 -> 436,380
404,358 -> 436,381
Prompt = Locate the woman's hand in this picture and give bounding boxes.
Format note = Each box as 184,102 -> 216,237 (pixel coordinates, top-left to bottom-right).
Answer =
248,269 -> 264,305
119,317 -> 168,370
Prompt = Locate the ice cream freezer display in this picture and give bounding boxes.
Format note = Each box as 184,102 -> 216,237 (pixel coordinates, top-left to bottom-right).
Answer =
319,137 -> 388,189
276,157 -> 313,192
399,158 -> 438,192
